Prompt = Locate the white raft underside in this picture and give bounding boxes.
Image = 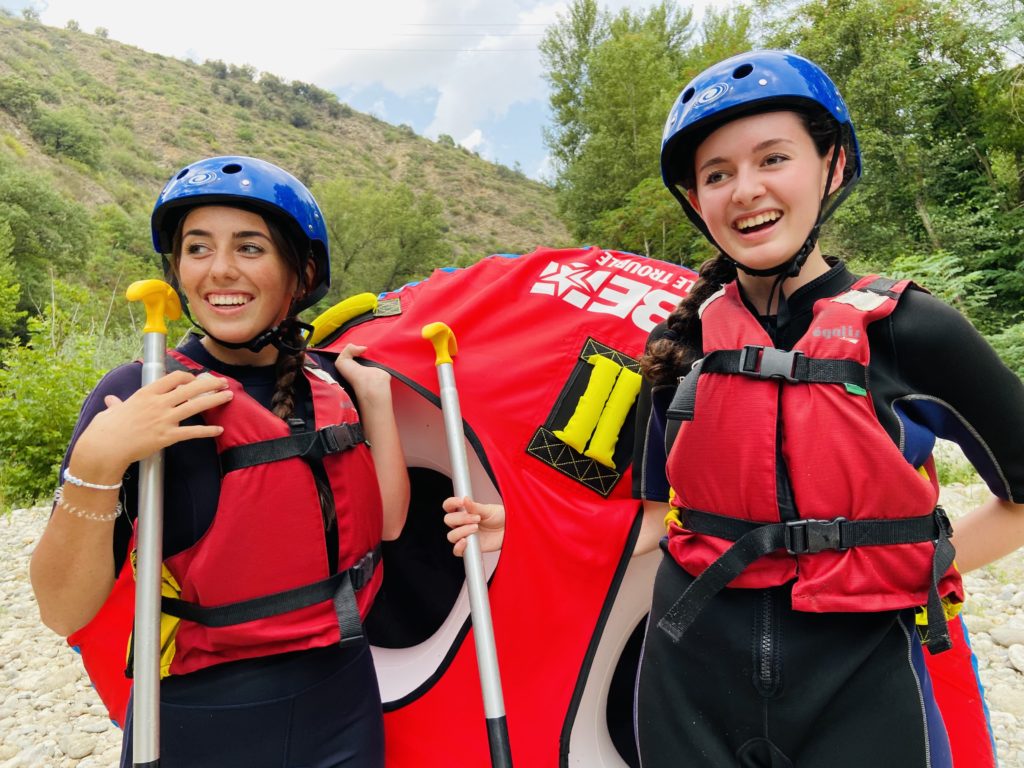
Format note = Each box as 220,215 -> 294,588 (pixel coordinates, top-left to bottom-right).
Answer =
371,380 -> 657,767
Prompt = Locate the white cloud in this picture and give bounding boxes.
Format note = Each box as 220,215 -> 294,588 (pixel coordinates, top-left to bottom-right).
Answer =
459,128 -> 485,153
30,1 -> 734,179
535,153 -> 556,185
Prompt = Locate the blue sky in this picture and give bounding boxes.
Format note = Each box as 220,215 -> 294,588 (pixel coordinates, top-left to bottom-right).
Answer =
6,1 -> 729,180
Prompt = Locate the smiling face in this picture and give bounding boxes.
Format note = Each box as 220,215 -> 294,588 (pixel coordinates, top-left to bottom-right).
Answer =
687,110 -> 845,279
175,205 -> 301,365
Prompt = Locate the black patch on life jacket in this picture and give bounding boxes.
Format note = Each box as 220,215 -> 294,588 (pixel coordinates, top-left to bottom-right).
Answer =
527,337 -> 639,497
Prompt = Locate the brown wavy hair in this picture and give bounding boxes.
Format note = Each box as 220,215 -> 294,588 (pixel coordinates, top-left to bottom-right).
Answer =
170,206 -> 312,422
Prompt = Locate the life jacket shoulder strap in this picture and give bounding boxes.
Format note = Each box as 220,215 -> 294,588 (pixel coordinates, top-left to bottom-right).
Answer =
162,351 -> 365,473
165,352 -> 207,375
219,422 -> 366,475
663,346 -> 868,451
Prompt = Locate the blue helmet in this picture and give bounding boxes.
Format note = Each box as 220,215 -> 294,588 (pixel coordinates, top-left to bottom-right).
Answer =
661,50 -> 861,241
151,156 -> 330,312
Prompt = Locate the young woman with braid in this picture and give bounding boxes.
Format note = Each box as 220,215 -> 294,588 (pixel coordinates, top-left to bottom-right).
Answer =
629,50 -> 1024,767
31,156 -> 408,768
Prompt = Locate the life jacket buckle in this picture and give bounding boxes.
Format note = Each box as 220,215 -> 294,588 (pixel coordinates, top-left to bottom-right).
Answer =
739,345 -> 803,383
321,424 -> 343,454
785,517 -> 847,555
933,506 -> 953,539
349,549 -> 379,590
303,423 -> 363,462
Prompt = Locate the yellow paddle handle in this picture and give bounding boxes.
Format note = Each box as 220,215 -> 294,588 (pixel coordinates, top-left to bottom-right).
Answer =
126,280 -> 181,335
422,322 -> 458,367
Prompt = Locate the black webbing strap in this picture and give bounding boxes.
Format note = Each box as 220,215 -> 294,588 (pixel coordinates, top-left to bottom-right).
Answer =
862,276 -> 900,299
162,547 -> 380,632
663,347 -> 868,451
657,508 -> 955,654
708,346 -> 867,387
165,355 -> 200,375
219,423 -> 365,474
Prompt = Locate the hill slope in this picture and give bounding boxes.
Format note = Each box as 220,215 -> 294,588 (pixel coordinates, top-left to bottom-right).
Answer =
0,13 -> 570,274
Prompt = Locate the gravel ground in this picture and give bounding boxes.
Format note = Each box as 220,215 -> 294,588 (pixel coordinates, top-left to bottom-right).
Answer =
3,481 -> 1024,766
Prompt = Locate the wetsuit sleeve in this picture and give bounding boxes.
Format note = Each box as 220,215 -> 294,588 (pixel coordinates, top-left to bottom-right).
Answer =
632,323 -> 675,503
889,289 -> 1024,503
60,363 -> 143,573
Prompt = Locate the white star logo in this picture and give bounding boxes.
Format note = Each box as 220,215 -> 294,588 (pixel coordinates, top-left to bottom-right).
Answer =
530,262 -> 610,308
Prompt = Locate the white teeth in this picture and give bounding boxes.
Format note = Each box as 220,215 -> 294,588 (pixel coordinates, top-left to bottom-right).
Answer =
737,211 -> 780,230
208,294 -> 250,306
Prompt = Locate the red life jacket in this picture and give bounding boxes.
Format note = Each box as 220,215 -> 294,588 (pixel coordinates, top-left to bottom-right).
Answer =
662,276 -> 963,650
159,350 -> 384,675
68,350 -> 383,721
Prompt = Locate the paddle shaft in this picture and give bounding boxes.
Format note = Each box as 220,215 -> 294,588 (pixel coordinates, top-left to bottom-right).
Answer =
436,361 -> 513,768
132,333 -> 166,767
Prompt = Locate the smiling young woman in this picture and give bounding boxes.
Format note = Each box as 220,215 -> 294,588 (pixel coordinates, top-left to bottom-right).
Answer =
632,50 -> 1024,767
685,110 -> 845,308
30,156 -> 409,768
174,205 -> 305,366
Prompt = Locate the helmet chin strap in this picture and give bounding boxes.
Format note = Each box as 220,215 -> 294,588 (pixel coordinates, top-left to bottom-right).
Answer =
181,303 -> 313,355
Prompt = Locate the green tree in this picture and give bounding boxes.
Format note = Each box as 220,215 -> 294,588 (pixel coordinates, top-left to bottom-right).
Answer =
766,0 -> 1023,332
542,2 -> 755,254
544,2 -> 697,241
313,178 -> 452,304
589,176 -> 711,263
539,0 -> 609,173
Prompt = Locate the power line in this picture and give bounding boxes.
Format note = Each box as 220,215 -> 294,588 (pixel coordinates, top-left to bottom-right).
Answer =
328,48 -> 538,52
396,23 -> 548,27
387,33 -> 542,37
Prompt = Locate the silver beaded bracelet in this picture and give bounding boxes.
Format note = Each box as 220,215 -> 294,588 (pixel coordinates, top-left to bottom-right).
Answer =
63,468 -> 123,491
53,485 -> 123,522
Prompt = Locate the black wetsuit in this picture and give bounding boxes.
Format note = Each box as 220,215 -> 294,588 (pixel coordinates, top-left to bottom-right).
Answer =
64,335 -> 385,768
631,262 -> 1024,767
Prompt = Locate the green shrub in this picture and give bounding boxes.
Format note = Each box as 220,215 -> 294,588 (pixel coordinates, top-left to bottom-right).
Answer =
2,134 -> 27,157
30,108 -> 103,168
0,302 -> 107,508
0,75 -> 38,118
932,439 -> 982,487
989,322 -> 1024,381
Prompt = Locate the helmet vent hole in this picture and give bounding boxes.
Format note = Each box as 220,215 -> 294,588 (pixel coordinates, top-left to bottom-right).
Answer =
732,63 -> 753,79
681,87 -> 695,104
222,163 -> 243,174
175,168 -> 189,180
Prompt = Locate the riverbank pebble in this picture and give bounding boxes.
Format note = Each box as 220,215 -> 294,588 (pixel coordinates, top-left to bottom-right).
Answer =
3,481 -> 1023,765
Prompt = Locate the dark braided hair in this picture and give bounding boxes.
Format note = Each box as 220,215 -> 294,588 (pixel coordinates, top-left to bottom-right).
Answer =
640,254 -> 737,386
258,215 -> 311,423
269,318 -> 306,421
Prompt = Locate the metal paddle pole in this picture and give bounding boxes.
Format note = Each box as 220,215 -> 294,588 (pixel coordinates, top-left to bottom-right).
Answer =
126,280 -> 181,768
422,322 -> 512,767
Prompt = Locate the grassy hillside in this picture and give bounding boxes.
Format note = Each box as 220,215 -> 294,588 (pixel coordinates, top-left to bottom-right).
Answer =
0,12 -> 570,272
